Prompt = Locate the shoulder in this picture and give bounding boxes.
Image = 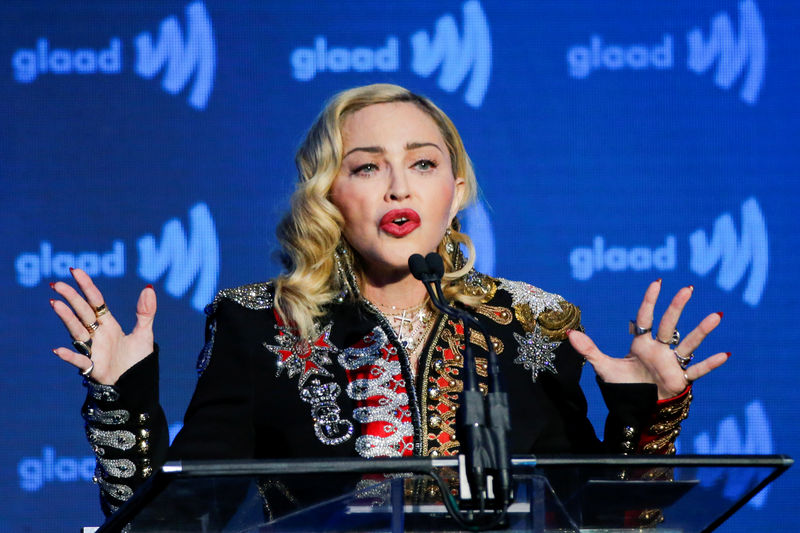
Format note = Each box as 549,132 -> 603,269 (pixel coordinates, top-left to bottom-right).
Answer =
204,281 -> 275,316
461,270 -> 582,340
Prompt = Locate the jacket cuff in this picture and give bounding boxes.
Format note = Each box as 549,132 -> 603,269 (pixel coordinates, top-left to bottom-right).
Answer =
638,385 -> 693,454
597,377 -> 659,454
81,346 -> 162,513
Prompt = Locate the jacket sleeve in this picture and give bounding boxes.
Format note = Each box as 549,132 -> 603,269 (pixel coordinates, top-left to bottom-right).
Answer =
81,349 -> 169,516
82,297 -> 258,516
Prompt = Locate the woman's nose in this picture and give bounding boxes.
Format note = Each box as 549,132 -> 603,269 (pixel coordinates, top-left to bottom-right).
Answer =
386,167 -> 411,201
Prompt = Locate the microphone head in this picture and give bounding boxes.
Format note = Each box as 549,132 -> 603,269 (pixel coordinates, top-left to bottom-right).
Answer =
408,254 -> 430,280
425,252 -> 445,278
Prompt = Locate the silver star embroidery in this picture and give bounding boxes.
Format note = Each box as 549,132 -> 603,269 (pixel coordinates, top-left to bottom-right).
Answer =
264,323 -> 336,388
513,326 -> 561,383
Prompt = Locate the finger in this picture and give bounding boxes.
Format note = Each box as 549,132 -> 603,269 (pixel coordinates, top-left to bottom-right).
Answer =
566,330 -> 605,364
51,279 -> 98,333
655,285 -> 693,343
52,346 -> 92,372
634,279 -> 662,330
70,268 -> 110,319
676,311 -> 723,356
685,352 -> 730,381
132,284 -> 157,336
50,298 -> 93,342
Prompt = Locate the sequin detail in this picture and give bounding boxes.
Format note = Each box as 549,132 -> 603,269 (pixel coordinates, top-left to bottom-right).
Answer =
84,380 -> 120,402
97,458 -> 136,479
86,427 -> 136,451
197,315 -> 217,375
96,477 -> 133,501
82,406 -> 129,425
299,379 -> 354,445
513,326 -> 560,383
497,279 -> 564,317
264,320 -> 336,388
210,282 -> 274,311
339,327 -> 414,458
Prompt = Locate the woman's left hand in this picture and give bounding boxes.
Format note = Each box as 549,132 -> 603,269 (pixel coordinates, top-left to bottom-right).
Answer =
566,279 -> 730,400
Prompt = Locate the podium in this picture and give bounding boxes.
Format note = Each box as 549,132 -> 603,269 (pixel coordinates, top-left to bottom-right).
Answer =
93,455 -> 792,532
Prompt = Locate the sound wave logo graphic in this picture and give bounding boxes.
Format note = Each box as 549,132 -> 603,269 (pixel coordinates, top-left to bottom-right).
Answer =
687,0 -> 766,105
134,1 -> 216,109
137,203 -> 219,312
410,0 -> 492,108
689,197 -> 768,306
693,401 -> 773,507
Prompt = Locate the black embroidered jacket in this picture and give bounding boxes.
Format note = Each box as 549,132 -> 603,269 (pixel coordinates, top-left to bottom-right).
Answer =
81,272 -> 691,515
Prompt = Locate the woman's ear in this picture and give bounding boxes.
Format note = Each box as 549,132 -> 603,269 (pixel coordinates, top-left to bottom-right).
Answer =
449,177 -> 466,220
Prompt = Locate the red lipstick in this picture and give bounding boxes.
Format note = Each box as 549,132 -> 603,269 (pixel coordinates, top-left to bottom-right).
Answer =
380,208 -> 421,237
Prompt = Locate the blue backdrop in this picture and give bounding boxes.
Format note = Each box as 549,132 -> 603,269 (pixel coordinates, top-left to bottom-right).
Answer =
1,1 -> 797,530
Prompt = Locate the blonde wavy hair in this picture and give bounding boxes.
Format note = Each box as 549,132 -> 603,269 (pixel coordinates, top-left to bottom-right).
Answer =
274,84 -> 480,338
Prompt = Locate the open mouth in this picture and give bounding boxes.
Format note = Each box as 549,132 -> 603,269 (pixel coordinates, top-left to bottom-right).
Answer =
380,209 -> 421,236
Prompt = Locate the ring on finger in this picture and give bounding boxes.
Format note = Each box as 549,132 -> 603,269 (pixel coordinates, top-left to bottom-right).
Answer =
84,320 -> 100,333
657,329 -> 680,346
628,320 -> 652,336
674,350 -> 694,369
683,372 -> 693,385
72,338 -> 92,357
80,360 -> 95,378
94,303 -> 109,317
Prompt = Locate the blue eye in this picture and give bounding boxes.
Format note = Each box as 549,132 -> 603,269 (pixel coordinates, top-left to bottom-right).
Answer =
352,163 -> 378,175
414,159 -> 437,171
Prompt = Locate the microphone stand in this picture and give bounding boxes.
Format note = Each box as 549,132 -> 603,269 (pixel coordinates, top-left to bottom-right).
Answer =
408,254 -> 513,519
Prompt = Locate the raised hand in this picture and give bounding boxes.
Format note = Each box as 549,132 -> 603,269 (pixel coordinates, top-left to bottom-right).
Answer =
50,268 -> 157,386
567,279 -> 729,400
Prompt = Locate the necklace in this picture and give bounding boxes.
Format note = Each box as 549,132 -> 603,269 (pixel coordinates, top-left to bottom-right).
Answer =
369,299 -> 436,358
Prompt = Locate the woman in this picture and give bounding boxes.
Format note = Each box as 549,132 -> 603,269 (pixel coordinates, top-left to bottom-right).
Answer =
50,84 -> 728,515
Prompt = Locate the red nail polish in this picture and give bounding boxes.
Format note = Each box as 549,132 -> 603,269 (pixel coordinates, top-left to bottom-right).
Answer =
725,352 -> 731,358
688,285 -> 694,291
49,299 -> 55,306
565,329 -> 573,335
52,349 -> 58,355
145,284 -> 154,290
655,278 -> 662,283
716,311 -> 724,318
49,282 -> 56,289
69,267 -> 74,272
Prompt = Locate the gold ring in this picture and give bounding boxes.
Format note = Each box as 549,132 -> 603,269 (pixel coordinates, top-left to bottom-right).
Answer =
84,320 -> 100,333
94,303 -> 109,317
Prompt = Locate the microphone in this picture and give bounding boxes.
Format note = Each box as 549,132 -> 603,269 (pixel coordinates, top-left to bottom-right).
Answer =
409,253 -> 513,509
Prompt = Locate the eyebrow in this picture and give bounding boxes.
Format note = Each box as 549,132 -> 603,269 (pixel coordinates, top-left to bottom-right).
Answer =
343,142 -> 443,159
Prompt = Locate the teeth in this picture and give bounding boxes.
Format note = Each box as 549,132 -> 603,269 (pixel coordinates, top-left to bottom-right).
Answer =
393,217 -> 408,224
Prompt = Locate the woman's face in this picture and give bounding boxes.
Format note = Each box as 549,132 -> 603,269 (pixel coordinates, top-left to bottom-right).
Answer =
329,101 -> 465,279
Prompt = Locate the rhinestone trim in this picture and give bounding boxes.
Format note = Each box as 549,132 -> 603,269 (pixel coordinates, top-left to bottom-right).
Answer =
86,427 -> 136,451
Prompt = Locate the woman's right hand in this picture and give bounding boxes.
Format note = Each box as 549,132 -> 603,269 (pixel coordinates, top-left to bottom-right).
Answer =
50,268 -> 157,386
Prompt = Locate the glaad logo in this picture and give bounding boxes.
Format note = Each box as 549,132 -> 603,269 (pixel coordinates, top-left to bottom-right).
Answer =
134,1 -> 216,110
566,0 -> 765,105
10,2 -> 214,110
15,241 -> 125,288
569,236 -> 676,281
138,203 -> 219,312
687,0 -> 765,105
410,0 -> 491,108
17,447 -> 95,491
13,203 -> 218,312
289,1 -> 491,108
689,197 -> 767,306
693,400 -> 773,507
568,198 -> 767,306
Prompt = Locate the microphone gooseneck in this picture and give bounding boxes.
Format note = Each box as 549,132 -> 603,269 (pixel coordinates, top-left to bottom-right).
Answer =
407,253 -> 513,526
